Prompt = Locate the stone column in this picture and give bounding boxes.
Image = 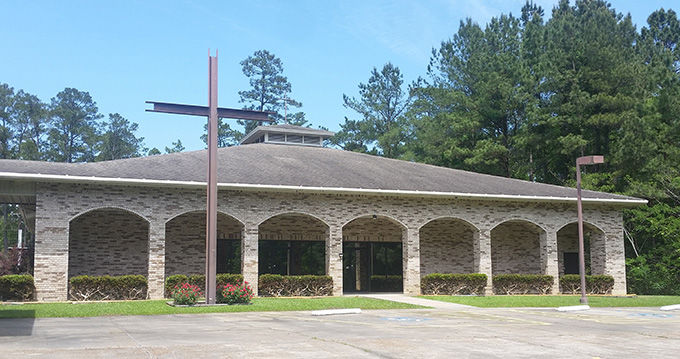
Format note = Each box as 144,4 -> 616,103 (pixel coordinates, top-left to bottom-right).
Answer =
147,221 -> 166,299
473,228 -> 493,295
402,227 -> 421,295
326,225 -> 343,296
33,205 -> 69,301
604,226 -> 627,295
541,230 -> 560,294
241,225 -> 259,296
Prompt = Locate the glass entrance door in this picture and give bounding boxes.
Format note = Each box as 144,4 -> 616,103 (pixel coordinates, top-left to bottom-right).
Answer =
342,242 -> 403,293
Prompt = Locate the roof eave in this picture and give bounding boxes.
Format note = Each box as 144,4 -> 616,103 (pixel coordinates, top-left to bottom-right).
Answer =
0,171 -> 648,207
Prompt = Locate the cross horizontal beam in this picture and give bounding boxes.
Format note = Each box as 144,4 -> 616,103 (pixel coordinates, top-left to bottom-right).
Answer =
145,101 -> 274,122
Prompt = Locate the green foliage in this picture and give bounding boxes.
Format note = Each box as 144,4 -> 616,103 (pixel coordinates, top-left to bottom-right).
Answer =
238,49 -> 306,134
258,274 -> 333,297
68,275 -> 147,301
421,273 -> 487,295
0,297 -> 423,318
625,203 -> 680,295
0,82 -> 145,162
559,274 -> 615,294
369,275 -> 403,292
0,274 -> 34,301
164,274 -> 243,298
334,63 -> 411,158
164,139 -> 185,153
171,283 -> 202,305
47,88 -> 102,162
217,282 -> 254,305
492,274 -> 554,295
96,113 -> 145,160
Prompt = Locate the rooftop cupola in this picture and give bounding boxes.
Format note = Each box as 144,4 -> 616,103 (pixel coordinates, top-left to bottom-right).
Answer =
239,124 -> 335,147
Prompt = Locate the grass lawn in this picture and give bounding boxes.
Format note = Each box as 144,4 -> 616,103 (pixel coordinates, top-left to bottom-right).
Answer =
419,295 -> 680,308
0,296 -> 424,319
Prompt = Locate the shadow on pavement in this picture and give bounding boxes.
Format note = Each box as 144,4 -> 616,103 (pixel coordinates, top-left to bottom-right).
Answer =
0,310 -> 35,336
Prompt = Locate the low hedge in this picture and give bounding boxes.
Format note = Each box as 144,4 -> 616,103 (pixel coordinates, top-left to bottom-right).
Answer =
493,274 -> 554,295
370,275 -> 403,292
421,273 -> 487,295
560,274 -> 615,294
69,275 -> 147,301
0,274 -> 35,301
258,274 -> 333,297
164,273 -> 243,298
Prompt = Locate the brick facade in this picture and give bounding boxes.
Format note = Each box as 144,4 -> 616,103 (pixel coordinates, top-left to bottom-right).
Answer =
68,208 -> 149,277
33,182 -> 628,301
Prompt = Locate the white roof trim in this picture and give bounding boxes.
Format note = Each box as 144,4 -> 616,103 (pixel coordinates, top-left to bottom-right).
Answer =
0,171 -> 648,206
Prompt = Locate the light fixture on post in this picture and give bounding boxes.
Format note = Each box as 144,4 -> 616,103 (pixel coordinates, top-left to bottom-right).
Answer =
575,155 -> 604,305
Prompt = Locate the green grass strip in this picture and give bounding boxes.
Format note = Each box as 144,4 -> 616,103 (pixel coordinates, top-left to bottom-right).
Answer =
0,296 -> 423,319
419,295 -> 680,308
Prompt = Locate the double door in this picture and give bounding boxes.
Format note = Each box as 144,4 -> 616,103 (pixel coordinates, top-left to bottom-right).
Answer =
342,242 -> 402,293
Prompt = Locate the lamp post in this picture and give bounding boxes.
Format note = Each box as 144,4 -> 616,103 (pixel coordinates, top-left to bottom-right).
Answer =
575,155 -> 604,305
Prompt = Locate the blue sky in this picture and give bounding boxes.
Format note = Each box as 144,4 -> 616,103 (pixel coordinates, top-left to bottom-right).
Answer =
1,0 -> 674,151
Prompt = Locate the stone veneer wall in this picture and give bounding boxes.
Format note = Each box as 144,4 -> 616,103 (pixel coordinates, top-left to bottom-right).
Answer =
419,218 -> 474,275
33,182 -> 628,301
491,221 -> 542,274
259,213 -> 327,241
342,217 -> 403,242
165,212 -> 243,276
557,223 -> 606,277
69,208 -> 149,277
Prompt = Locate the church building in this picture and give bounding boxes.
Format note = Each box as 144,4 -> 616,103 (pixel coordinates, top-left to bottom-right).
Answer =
0,124 -> 645,301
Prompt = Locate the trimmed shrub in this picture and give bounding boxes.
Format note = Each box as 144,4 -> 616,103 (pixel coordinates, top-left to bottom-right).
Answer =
172,283 -> 202,305
421,273 -> 487,295
164,273 -> 243,298
0,274 -> 35,301
69,275 -> 147,301
217,282 -> 254,304
560,274 -> 615,294
492,274 -> 554,295
370,275 -> 403,292
258,274 -> 333,297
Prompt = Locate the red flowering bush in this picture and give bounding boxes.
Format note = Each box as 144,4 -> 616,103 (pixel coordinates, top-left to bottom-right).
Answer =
172,282 -> 202,305
217,282 -> 254,305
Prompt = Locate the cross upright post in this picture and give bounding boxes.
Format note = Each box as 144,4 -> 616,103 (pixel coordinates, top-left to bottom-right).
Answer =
206,53 -> 218,304
146,52 -> 273,304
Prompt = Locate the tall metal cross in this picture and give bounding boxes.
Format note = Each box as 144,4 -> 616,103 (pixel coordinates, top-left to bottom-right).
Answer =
146,51 -> 272,304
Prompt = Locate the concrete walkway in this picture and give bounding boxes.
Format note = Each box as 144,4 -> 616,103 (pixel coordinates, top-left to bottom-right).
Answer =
353,293 -> 474,309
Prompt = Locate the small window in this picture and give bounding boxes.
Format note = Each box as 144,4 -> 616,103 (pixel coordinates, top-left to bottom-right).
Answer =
303,136 -> 321,145
287,135 -> 302,143
268,133 -> 285,142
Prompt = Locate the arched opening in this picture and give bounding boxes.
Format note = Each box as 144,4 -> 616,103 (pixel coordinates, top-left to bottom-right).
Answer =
342,216 -> 405,293
419,218 -> 476,276
258,213 -> 328,276
165,211 -> 243,277
491,220 -> 543,275
68,208 -> 149,278
557,222 -> 605,277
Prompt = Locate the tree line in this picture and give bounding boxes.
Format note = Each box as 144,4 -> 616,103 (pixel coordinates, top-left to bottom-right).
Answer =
335,1 -> 680,295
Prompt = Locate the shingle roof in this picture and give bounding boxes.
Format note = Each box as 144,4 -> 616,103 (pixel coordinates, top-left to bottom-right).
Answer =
0,143 -> 643,204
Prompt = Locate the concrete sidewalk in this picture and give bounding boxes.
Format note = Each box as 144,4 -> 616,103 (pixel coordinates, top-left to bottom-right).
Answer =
353,293 -> 474,309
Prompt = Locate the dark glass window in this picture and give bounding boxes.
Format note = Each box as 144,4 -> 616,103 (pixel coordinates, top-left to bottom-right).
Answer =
217,239 -> 241,274
259,240 -> 325,275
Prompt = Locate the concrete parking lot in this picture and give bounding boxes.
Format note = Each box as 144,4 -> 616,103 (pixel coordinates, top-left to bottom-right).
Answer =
1,301 -> 679,358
